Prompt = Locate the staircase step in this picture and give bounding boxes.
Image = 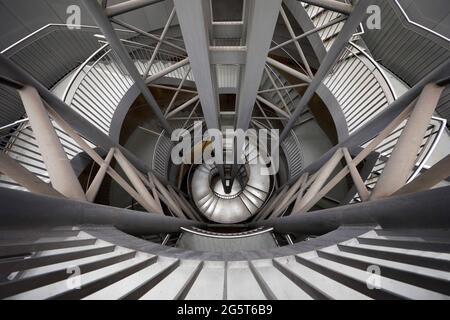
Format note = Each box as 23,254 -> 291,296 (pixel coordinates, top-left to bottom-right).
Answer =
140,261 -> 204,300
84,257 -> 179,300
0,243 -> 116,274
357,237 -> 450,253
250,260 -> 313,300
185,261 -> 226,300
338,243 -> 450,272
0,237 -> 97,258
227,261 -> 266,300
317,247 -> 450,297
8,253 -> 155,300
273,256 -> 368,300
0,249 -> 136,299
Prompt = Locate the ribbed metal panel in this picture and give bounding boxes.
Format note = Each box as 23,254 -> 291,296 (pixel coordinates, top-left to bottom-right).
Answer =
362,0 -> 450,87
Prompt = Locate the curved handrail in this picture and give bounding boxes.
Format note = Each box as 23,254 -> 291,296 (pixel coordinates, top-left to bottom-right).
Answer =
180,226 -> 274,240
1,24 -> 101,55
61,43 -> 110,102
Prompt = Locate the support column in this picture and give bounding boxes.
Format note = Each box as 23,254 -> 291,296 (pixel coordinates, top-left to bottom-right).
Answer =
371,84 -> 445,199
235,0 -> 283,131
253,187 -> 450,236
173,0 -> 220,130
82,0 -> 172,134
18,86 -> 86,201
394,155 -> 450,196
0,152 -> 61,197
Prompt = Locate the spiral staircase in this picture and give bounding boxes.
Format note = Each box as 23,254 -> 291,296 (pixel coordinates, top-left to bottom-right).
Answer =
0,0 -> 449,300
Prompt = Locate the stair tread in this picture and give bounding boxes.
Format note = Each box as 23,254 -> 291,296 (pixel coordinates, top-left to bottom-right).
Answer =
323,248 -> 450,282
84,258 -> 178,300
227,262 -> 266,300
274,256 -> 369,300
185,262 -> 225,300
7,254 -> 150,300
344,242 -> 450,262
140,260 -> 203,300
312,251 -> 448,300
251,260 -> 313,300
8,247 -> 135,279
0,243 -> 116,274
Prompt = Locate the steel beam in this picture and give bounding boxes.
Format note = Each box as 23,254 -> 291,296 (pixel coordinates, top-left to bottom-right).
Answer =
342,147 -> 370,201
86,148 -> 115,202
0,187 -> 204,235
143,7 -> 177,78
166,96 -> 200,119
280,0 -> 370,142
394,155 -> 450,196
106,0 -> 165,18
269,16 -> 347,52
145,58 -> 190,84
300,0 -> 353,15
111,18 -> 186,53
301,58 -> 450,174
173,0 -> 220,130
0,152 -> 62,198
82,0 -> 172,134
18,86 -> 87,201
266,57 -> 311,83
253,186 -> 450,235
235,0 -> 283,131
371,84 -> 445,199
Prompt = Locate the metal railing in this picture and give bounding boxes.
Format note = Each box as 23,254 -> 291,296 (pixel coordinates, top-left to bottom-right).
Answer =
361,0 -> 450,122
324,41 -> 397,134
0,24 -> 103,128
0,119 -> 83,190
0,24 -> 192,190
63,39 -> 190,134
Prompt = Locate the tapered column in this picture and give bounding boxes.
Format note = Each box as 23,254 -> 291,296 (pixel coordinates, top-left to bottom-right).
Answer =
18,86 -> 86,201
394,155 -> 450,196
371,84 -> 445,199
0,152 -> 61,197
